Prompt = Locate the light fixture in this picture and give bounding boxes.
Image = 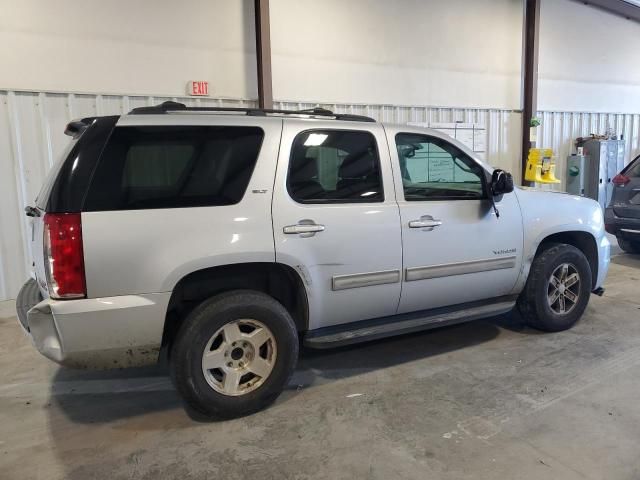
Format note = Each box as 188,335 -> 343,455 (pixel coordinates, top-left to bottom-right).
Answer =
304,133 -> 328,147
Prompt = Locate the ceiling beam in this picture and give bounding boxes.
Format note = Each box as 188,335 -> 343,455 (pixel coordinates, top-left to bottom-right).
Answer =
254,0 -> 273,109
574,0 -> 640,23
521,0 -> 541,186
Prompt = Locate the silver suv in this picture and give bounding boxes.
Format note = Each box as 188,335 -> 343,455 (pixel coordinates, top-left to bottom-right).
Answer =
17,102 -> 610,418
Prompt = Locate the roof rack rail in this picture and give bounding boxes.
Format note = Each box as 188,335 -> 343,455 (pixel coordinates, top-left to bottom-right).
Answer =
128,101 -> 376,123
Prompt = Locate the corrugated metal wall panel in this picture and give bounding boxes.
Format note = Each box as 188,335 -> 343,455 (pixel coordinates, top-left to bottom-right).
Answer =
534,110 -> 640,191
1,90 -> 639,301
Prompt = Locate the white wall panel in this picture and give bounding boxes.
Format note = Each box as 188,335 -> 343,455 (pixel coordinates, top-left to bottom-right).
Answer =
0,0 -> 257,99
539,0 -> 640,113
270,0 -> 524,109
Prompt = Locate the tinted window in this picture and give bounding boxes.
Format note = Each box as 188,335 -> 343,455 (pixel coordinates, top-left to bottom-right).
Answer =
626,156 -> 640,178
36,136 -> 80,210
38,116 -> 119,212
83,126 -> 263,211
287,130 -> 383,203
395,133 -> 485,201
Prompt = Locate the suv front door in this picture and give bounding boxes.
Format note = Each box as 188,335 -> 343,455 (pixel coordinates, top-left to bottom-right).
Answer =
388,129 -> 523,314
273,120 -> 402,329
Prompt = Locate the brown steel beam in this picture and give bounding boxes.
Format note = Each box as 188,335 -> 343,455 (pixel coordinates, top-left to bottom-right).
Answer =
520,0 -> 540,186
254,0 -> 273,109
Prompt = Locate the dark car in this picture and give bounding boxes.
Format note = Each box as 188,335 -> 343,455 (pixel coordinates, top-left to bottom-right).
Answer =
606,155 -> 640,254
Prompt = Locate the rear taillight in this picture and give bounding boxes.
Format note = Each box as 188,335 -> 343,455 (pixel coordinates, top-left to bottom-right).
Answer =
43,213 -> 86,299
612,174 -> 630,186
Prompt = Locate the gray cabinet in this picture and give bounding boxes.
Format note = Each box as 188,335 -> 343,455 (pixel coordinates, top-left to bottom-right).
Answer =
572,139 -> 625,209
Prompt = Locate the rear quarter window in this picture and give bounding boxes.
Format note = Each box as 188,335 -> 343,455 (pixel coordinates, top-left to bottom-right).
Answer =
83,126 -> 264,211
35,137 -> 80,210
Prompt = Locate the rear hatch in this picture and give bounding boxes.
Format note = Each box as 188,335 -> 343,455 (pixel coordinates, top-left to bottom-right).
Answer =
27,116 -> 119,299
612,156 -> 640,219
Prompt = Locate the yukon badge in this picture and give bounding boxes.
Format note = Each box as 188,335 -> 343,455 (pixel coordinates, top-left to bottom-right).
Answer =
493,248 -> 516,255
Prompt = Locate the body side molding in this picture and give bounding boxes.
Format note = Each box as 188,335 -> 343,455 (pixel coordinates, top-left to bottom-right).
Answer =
332,269 -> 401,291
405,256 -> 517,282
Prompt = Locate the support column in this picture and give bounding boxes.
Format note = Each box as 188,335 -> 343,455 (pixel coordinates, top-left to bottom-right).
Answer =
521,0 -> 540,186
255,0 -> 273,109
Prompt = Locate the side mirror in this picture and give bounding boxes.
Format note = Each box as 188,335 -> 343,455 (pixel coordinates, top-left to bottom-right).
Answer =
491,169 -> 514,196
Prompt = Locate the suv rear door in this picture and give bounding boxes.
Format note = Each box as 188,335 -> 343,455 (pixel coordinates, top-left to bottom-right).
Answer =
272,119 -> 402,330
388,128 -> 523,314
612,155 -> 640,219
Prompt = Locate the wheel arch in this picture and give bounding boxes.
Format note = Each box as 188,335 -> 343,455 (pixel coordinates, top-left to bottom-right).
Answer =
533,230 -> 599,288
161,262 -> 309,350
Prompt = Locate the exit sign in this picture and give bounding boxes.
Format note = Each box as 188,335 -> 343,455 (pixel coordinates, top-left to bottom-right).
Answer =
187,81 -> 209,96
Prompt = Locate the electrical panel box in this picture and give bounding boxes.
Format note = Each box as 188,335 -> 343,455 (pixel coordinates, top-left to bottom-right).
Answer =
566,154 -> 588,197
574,139 -> 625,209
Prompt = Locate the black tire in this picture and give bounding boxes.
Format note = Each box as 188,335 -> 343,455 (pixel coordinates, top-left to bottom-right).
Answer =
517,243 -> 592,332
617,237 -> 640,254
170,290 -> 298,419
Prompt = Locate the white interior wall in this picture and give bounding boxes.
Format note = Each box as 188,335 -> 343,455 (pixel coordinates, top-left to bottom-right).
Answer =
270,0 -> 524,109
0,0 -> 257,99
3,0 -> 639,114
539,0 -> 640,113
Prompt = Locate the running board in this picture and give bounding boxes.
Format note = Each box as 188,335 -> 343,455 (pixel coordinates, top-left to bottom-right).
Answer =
303,296 -> 517,349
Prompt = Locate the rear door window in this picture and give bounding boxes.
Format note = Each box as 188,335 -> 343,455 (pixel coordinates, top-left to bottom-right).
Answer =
83,126 -> 263,211
287,129 -> 383,203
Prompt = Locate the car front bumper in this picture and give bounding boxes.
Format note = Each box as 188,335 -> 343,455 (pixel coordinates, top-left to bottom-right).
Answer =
605,208 -> 640,240
16,278 -> 170,369
596,233 -> 610,291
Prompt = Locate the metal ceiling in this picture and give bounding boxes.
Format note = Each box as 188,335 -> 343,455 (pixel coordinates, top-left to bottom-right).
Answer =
576,0 -> 640,23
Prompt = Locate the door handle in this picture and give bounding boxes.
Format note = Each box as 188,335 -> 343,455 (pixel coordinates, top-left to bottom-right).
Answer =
283,223 -> 325,235
409,216 -> 442,229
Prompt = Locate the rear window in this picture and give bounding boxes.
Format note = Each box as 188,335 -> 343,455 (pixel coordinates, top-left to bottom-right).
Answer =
83,126 -> 263,211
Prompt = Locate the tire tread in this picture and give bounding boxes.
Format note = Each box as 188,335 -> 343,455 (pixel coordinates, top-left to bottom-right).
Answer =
517,243 -> 592,332
170,290 -> 298,419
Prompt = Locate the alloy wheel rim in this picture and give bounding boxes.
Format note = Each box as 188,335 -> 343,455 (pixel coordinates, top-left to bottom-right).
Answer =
547,263 -> 581,315
201,319 -> 277,396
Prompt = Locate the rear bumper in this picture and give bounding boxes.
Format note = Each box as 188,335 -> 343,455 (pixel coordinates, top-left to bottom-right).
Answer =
16,279 -> 170,369
605,208 -> 640,239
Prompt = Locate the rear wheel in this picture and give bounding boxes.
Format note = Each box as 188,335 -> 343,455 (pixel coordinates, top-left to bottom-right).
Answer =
617,237 -> 640,254
170,290 -> 298,419
517,243 -> 592,332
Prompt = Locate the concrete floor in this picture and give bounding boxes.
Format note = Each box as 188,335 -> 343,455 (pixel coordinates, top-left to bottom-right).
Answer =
1,254 -> 639,480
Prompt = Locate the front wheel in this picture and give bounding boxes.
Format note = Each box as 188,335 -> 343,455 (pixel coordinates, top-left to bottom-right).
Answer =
170,290 -> 299,419
517,243 -> 592,332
